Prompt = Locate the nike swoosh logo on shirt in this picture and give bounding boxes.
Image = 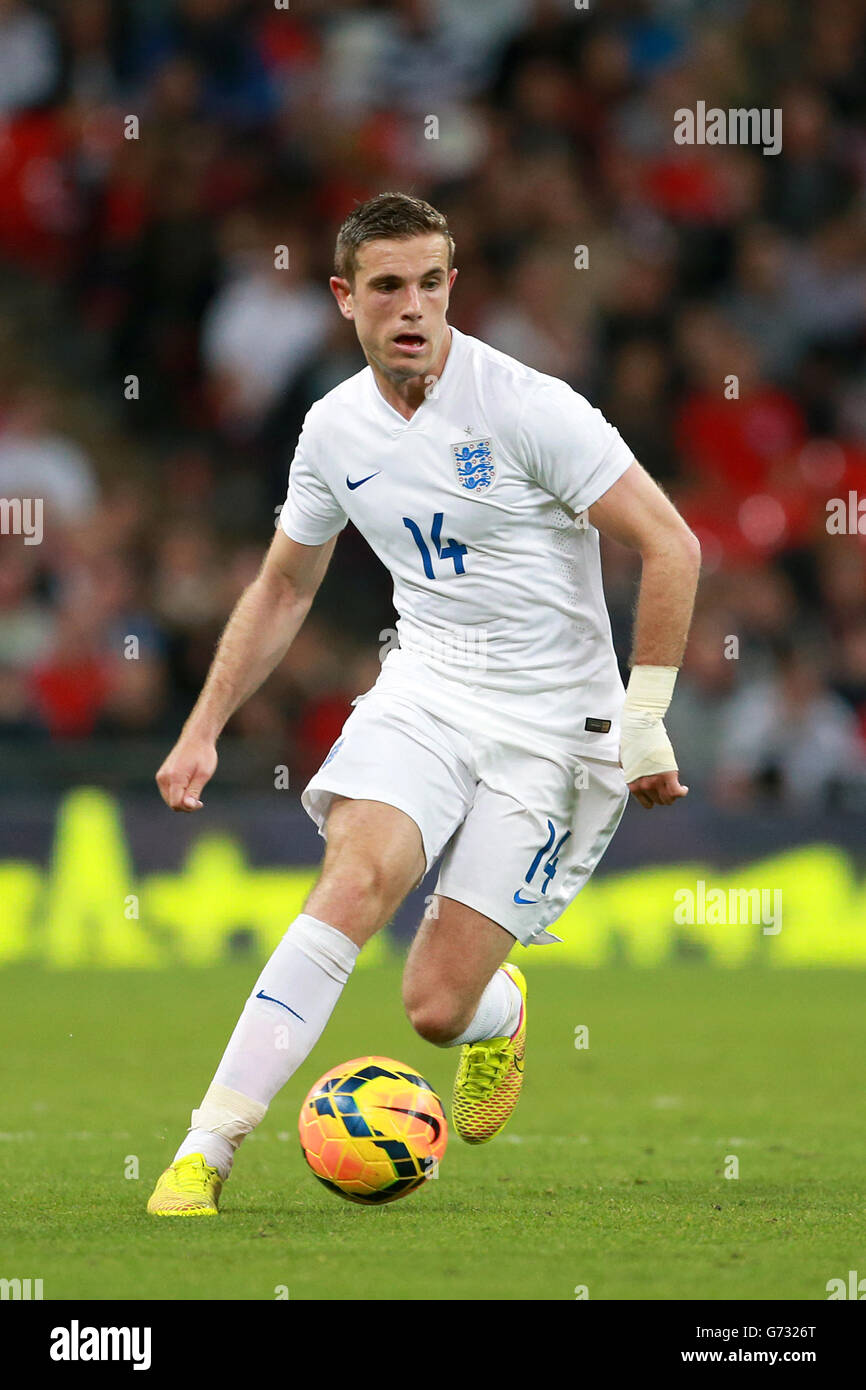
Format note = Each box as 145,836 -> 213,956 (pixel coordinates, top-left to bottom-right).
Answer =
513,890 -> 540,906
256,989 -> 305,1021
346,471 -> 381,490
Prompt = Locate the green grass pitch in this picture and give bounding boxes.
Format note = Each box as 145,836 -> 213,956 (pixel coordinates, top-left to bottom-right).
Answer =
1,961 -> 865,1301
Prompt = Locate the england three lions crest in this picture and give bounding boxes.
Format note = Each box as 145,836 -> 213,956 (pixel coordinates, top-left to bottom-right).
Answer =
451,438 -> 496,492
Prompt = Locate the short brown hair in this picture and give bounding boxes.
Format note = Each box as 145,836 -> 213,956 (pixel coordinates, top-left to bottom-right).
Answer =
334,192 -> 455,283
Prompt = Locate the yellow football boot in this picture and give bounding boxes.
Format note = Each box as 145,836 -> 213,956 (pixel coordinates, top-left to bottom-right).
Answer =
146,1153 -> 222,1217
452,963 -> 527,1144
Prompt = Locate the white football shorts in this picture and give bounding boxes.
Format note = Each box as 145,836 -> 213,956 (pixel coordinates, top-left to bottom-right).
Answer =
301,685 -> 629,947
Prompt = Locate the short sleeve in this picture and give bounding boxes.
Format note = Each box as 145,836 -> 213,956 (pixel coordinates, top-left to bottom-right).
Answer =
518,379 -> 634,513
279,411 -> 348,546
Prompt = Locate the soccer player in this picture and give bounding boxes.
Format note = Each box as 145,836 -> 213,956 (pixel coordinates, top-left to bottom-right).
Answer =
147,193 -> 700,1215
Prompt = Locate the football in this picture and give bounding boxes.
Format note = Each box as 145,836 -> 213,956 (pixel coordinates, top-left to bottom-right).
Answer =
298,1056 -> 448,1204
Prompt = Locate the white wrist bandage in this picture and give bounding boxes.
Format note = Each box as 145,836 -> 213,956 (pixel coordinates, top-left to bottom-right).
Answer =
620,665 -> 679,783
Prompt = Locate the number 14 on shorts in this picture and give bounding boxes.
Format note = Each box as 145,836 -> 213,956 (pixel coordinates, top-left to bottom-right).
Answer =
514,820 -> 572,904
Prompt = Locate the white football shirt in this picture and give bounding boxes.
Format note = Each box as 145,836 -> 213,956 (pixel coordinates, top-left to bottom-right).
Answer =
280,326 -> 634,760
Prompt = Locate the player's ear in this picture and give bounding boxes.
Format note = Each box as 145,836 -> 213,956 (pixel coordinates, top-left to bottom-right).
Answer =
329,276 -> 354,319
447,267 -> 458,292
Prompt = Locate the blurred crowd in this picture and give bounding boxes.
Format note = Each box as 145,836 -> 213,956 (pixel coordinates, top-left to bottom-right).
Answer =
1,0 -> 865,806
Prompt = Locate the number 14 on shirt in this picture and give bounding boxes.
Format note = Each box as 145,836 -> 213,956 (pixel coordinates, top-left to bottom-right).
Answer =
403,512 -> 468,578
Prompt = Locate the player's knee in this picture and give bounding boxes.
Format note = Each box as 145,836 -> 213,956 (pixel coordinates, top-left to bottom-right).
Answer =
313,854 -> 393,930
405,995 -> 467,1047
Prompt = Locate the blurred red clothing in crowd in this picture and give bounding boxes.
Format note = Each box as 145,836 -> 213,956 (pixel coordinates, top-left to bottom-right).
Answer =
0,111 -> 80,274
28,653 -> 111,738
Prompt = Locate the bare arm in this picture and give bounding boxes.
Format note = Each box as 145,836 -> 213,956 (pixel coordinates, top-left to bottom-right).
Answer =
588,459 -> 701,667
588,460 -> 701,807
156,528 -> 337,811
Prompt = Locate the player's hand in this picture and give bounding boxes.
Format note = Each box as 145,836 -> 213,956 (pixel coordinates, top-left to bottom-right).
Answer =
626,770 -> 688,810
156,737 -> 218,812
619,684 -> 686,809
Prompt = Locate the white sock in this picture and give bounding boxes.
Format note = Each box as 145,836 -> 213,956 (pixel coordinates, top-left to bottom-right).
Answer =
173,913 -> 359,1177
446,967 -> 523,1048
172,1083 -> 264,1178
